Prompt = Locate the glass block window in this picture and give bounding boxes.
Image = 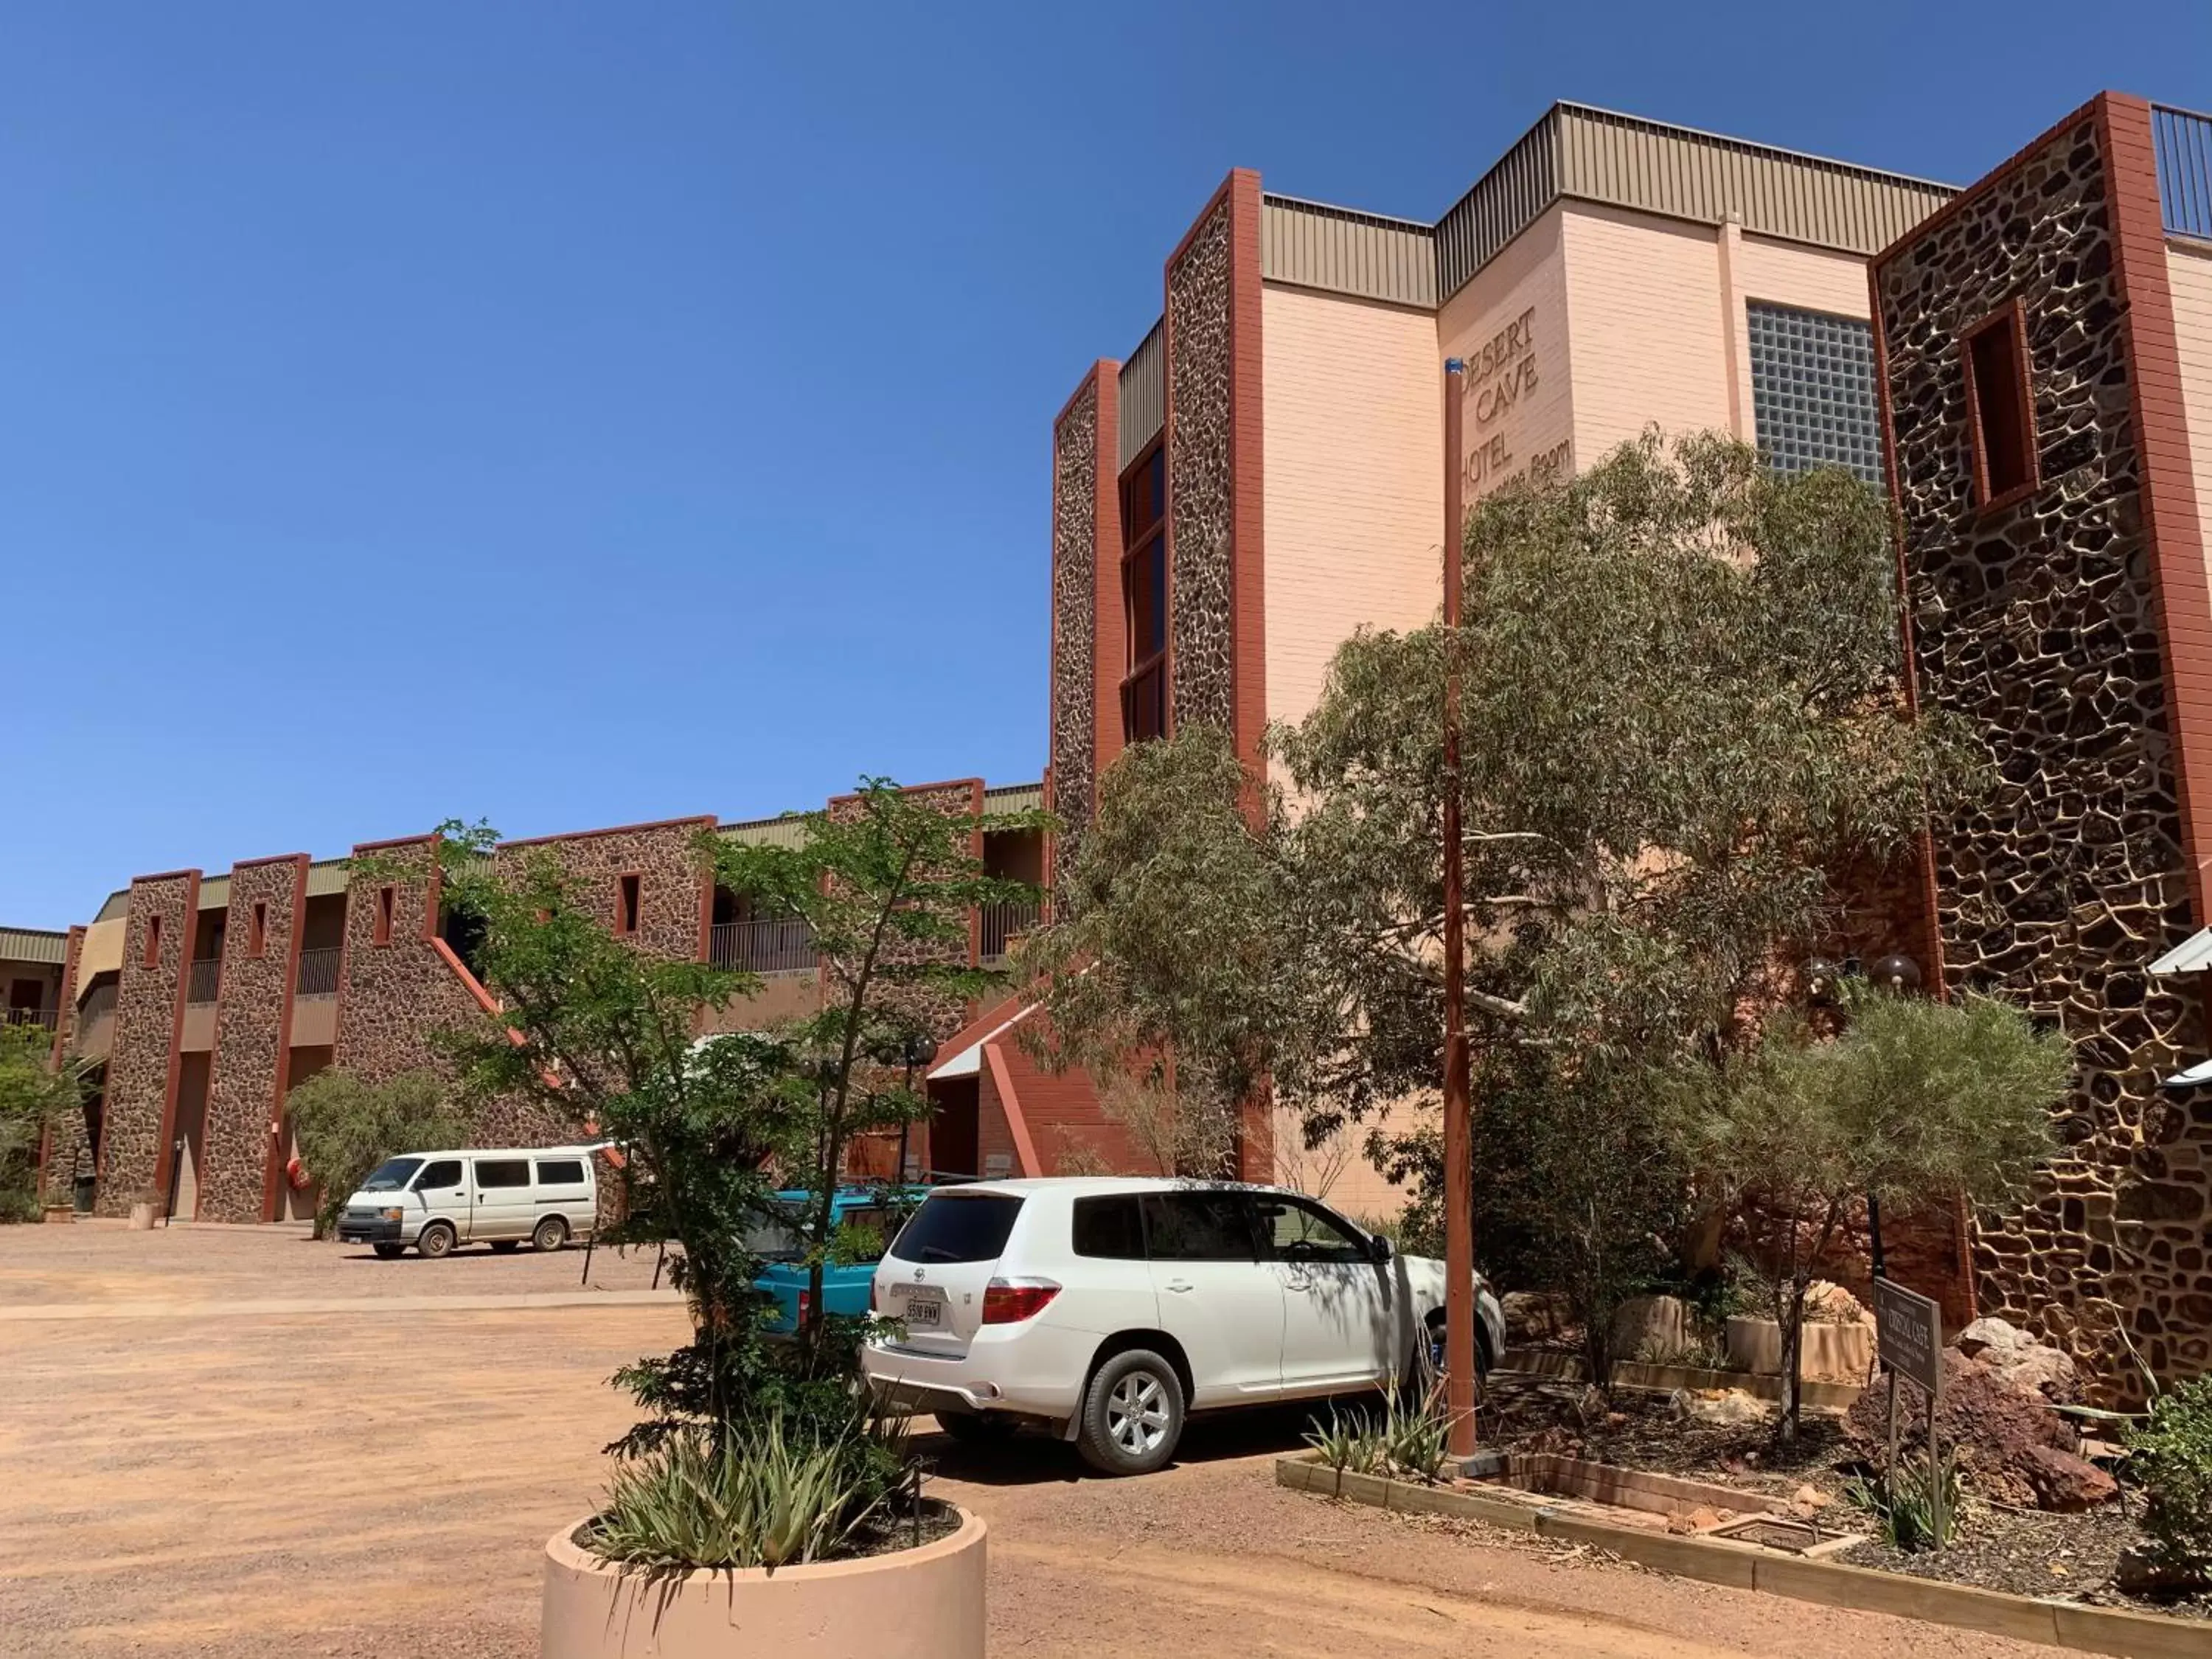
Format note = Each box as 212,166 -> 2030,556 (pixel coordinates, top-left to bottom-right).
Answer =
1747,302 -> 1883,486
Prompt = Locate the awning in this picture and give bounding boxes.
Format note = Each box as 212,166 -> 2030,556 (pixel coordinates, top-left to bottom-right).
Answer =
2167,1056 -> 2212,1088
927,1001 -> 1037,1084
2149,928 -> 2212,975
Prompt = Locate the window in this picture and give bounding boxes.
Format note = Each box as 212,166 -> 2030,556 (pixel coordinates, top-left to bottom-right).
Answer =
1140,1191 -> 1259,1262
534,1159 -> 587,1187
143,914 -> 161,967
836,1205 -> 895,1264
888,1192 -> 1025,1264
616,873 -> 641,936
1257,1196 -> 1369,1265
414,1158 -> 464,1190
248,901 -> 268,959
473,1158 -> 531,1189
1071,1193 -> 1146,1259
1746,302 -> 1884,486
374,886 -> 396,947
1119,443 -> 1170,745
1965,303 -> 2037,507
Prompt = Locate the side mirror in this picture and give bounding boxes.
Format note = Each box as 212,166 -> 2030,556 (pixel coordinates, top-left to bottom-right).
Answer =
1369,1234 -> 1393,1265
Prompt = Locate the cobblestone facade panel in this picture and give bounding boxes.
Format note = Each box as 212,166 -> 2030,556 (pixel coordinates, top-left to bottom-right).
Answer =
494,818 -> 711,964
1878,108 -> 2212,1395
38,925 -> 88,1206
96,873 -> 198,1215
199,857 -> 307,1224
1051,380 -> 1101,847
1167,200 -> 1238,735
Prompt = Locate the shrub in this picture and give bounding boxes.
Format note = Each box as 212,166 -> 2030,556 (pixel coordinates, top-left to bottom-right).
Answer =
2128,1377 -> 2212,1573
1303,1385 -> 1460,1485
285,1068 -> 467,1238
1842,1447 -> 1961,1551
588,1416 -> 896,1572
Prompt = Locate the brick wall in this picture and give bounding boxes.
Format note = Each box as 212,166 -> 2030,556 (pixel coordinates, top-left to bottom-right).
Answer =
96,872 -> 198,1215
198,855 -> 308,1223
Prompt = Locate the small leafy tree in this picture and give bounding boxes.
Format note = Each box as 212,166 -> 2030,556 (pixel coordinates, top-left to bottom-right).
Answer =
1668,990 -> 2067,1438
285,1068 -> 467,1238
1018,723 -> 1295,1177
1,1026 -> 83,1221
714,779 -> 1047,1354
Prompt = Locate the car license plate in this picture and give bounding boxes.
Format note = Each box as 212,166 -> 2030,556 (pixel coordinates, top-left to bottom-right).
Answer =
903,1293 -> 943,1328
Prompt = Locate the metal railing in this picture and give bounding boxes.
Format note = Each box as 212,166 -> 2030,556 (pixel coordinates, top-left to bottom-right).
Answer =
2154,103 -> 2212,241
294,947 -> 341,998
978,902 -> 1040,964
709,917 -> 818,975
186,959 -> 222,1004
3,1006 -> 57,1030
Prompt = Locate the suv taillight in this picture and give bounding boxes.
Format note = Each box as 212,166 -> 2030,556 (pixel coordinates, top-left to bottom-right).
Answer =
981,1278 -> 1060,1324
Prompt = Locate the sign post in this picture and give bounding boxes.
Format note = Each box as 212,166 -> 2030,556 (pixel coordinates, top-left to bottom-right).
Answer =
1872,1276 -> 1946,1547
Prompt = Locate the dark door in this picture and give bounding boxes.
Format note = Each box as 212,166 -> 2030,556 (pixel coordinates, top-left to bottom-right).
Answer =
929,1077 -> 979,1180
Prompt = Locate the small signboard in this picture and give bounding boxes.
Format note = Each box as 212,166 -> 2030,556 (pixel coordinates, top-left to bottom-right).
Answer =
1873,1277 -> 1944,1395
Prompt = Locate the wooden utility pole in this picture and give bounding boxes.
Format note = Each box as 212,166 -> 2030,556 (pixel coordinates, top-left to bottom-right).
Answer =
1441,356 -> 1477,1458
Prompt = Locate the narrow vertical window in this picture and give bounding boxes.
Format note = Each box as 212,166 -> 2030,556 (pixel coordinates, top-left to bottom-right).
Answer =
143,914 -> 162,967
374,886 -> 396,947
1119,442 -> 1170,745
249,901 -> 268,959
616,873 -> 642,936
1965,303 -> 2037,506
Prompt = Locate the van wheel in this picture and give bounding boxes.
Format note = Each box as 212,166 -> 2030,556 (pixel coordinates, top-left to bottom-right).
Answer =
490,1240 -> 520,1253
417,1222 -> 457,1259
372,1242 -> 404,1260
532,1216 -> 569,1253
1077,1349 -> 1184,1476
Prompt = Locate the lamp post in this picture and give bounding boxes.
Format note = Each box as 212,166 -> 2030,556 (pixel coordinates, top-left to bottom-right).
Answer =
897,1032 -> 938,1186
1441,356 -> 1478,1460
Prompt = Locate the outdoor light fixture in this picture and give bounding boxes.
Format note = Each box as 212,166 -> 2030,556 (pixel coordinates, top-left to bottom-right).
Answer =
1802,956 -> 1843,1004
1869,953 -> 1922,993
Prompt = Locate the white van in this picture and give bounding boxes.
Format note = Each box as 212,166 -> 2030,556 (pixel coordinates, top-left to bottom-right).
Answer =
335,1147 -> 601,1259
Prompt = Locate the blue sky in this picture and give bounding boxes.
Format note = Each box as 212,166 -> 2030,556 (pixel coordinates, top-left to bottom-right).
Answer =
5,1 -> 2209,927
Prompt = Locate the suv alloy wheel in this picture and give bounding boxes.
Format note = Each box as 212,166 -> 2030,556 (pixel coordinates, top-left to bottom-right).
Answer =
1077,1349 -> 1185,1476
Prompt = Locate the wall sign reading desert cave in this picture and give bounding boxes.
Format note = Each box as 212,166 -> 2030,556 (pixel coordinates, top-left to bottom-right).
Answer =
1458,303 -> 1570,501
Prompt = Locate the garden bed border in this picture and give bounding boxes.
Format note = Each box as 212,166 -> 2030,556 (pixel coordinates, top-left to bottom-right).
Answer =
1276,1453 -> 2203,1659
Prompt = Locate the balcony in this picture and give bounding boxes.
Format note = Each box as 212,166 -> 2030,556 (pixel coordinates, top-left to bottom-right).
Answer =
2154,103 -> 2212,240
72,981 -> 117,1062
710,917 -> 818,975
978,902 -> 1040,965
295,947 -> 341,999
3,1006 -> 57,1031
186,959 -> 223,1004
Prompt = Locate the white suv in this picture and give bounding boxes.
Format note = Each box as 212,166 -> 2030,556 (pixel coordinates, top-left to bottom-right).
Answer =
861,1178 -> 1506,1475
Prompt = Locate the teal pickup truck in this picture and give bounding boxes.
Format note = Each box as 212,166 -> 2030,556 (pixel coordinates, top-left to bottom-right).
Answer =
750,1186 -> 924,1335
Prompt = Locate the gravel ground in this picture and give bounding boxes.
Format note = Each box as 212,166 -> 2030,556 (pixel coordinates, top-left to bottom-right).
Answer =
0,1224 -> 2090,1657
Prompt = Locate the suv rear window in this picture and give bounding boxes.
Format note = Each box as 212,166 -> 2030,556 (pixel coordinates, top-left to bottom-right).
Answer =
888,1193 -> 1023,1265
1071,1194 -> 1144,1259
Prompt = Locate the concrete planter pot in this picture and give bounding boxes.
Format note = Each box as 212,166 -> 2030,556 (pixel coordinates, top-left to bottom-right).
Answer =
542,1506 -> 987,1659
1725,1315 -> 1873,1385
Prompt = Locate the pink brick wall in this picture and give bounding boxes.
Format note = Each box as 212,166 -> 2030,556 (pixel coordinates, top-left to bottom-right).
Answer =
1260,284 -> 1443,740
2169,240 -> 2212,594
1438,206 -> 1573,504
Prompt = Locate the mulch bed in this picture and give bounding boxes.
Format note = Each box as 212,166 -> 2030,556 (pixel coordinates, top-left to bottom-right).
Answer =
1472,1372 -> 2212,1622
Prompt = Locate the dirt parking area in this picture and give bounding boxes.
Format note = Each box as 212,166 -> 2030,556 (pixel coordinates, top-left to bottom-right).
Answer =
1,1223 -> 2067,1657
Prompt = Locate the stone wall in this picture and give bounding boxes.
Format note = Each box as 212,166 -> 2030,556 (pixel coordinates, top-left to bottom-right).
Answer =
823,782 -> 983,1052
96,873 -> 198,1215
495,818 -> 712,964
198,856 -> 307,1224
1050,377 -> 1102,848
37,925 -> 88,1206
1877,102 -> 2212,1394
1166,197 -> 1239,735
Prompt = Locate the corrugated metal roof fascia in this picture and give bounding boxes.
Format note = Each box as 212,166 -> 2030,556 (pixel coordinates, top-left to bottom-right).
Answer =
1435,108 -> 1562,302
1550,104 -> 1952,261
95,890 -> 128,923
1117,321 -> 1164,472
305,860 -> 349,898
0,928 -> 71,965
982,784 -> 1045,814
1260,195 -> 1436,307
717,816 -> 814,849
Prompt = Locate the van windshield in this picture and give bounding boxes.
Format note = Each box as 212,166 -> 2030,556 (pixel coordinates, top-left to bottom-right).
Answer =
361,1158 -> 423,1192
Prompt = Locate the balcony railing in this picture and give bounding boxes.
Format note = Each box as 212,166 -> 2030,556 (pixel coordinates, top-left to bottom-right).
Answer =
2154,103 -> 2212,241
3,1006 -> 57,1030
186,959 -> 222,1004
710,917 -> 818,975
978,902 -> 1040,964
295,947 -> 341,998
